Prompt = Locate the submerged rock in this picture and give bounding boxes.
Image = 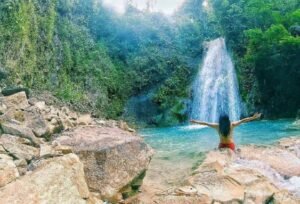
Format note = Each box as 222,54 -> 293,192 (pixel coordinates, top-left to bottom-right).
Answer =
56,126 -> 153,201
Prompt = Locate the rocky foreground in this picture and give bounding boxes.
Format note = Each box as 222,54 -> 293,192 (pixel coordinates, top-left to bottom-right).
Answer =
0,91 -> 153,203
138,137 -> 300,204
1,91 -> 300,204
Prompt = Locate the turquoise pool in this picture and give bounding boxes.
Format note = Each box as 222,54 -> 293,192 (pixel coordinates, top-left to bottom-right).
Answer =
140,120 -> 300,164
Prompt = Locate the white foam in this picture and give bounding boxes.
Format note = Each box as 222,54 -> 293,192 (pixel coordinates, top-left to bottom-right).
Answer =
181,125 -> 207,130
234,158 -> 300,197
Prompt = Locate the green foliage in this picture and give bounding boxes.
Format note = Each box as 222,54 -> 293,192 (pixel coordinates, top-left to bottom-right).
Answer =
211,0 -> 300,117
1,0 -> 297,125
0,0 -> 131,118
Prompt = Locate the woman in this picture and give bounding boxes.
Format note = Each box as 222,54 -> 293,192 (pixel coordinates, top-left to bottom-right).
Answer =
190,113 -> 262,151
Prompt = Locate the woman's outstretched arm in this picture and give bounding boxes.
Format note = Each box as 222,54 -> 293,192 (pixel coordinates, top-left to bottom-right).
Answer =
190,120 -> 219,129
232,113 -> 262,127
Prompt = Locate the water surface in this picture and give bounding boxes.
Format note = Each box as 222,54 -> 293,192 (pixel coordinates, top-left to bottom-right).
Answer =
139,120 -> 300,192
141,120 -> 300,157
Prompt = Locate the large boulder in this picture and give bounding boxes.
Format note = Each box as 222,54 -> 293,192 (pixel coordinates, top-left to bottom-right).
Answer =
0,154 -> 91,204
56,126 -> 153,201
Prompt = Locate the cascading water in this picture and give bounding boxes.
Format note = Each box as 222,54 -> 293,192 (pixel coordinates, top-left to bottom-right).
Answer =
191,37 -> 242,122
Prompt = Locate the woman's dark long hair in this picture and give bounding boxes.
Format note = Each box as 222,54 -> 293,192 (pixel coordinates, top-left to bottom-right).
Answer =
219,114 -> 231,137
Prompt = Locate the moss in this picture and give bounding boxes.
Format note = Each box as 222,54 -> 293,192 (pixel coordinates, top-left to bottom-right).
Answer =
120,170 -> 146,200
13,111 -> 25,122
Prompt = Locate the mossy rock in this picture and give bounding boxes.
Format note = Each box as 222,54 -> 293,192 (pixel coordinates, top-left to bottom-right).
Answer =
2,87 -> 30,98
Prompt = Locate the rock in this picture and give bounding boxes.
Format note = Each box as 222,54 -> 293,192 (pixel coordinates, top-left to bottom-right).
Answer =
0,145 -> 6,153
119,120 -> 136,133
1,122 -> 41,146
39,144 -> 61,158
0,134 -> 39,161
155,194 -> 212,204
54,145 -> 73,154
78,114 -> 93,125
224,167 -> 263,186
49,106 -> 59,116
47,120 -> 64,135
277,137 -> 300,158
50,117 -> 58,125
0,154 -> 90,204
95,119 -> 106,126
106,119 -> 118,127
273,191 -> 300,204
14,159 -> 27,175
24,106 -> 49,137
239,145 -> 300,176
56,126 -> 153,201
244,179 -> 278,203
34,101 -> 46,111
61,106 -> 70,115
61,117 -> 74,129
0,103 -> 7,114
0,154 -> 19,187
188,172 -> 244,202
0,108 -> 25,122
0,91 -> 29,110
68,111 -> 78,120
87,193 -> 104,204
175,186 -> 198,196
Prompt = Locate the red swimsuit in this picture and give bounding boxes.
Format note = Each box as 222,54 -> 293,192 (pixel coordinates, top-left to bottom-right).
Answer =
218,143 -> 235,151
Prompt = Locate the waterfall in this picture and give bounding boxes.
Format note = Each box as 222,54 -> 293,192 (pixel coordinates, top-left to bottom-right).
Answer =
191,38 -> 241,122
